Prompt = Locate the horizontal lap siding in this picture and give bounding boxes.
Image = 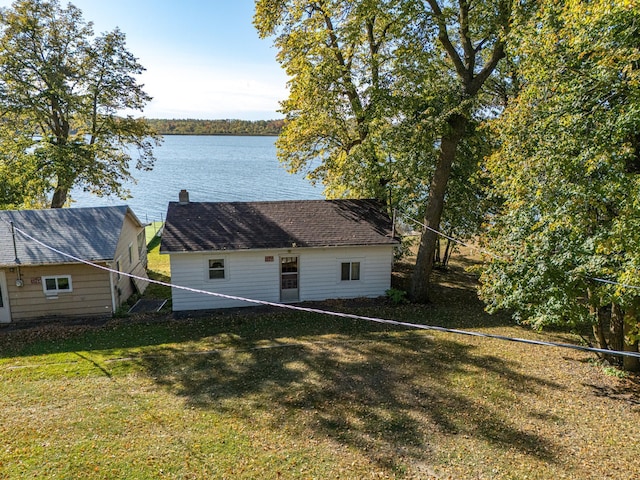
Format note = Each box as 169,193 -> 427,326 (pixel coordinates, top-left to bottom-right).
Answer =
4,264 -> 113,322
300,246 -> 393,301
170,245 -> 394,311
170,252 -> 280,311
113,213 -> 147,305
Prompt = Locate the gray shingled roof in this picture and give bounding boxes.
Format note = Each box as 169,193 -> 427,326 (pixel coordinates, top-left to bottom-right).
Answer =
0,206 -> 135,266
160,199 -> 398,253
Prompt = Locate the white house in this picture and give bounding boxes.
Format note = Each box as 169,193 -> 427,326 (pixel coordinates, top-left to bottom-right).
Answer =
0,206 -> 148,324
160,192 -> 399,311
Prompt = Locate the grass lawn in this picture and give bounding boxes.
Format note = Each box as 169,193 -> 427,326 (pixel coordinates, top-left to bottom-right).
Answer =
142,222 -> 171,305
0,248 -> 638,479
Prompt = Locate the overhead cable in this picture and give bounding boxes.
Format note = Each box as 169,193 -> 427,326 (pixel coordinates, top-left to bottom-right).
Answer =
400,212 -> 640,292
399,212 -> 503,260
7,221 -> 640,360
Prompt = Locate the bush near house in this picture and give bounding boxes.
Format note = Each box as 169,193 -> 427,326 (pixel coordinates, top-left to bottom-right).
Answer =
0,249 -> 637,479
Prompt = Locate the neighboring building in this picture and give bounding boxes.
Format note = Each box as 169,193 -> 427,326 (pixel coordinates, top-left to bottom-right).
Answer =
0,206 -> 148,324
160,192 -> 399,311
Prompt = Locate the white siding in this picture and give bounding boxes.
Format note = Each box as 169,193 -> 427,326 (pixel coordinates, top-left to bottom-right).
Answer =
170,251 -> 281,311
169,245 -> 394,311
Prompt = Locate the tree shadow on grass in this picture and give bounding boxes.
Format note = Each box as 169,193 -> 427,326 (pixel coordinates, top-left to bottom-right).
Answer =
137,322 -> 564,474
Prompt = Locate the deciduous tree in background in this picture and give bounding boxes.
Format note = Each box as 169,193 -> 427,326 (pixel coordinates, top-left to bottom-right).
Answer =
404,0 -> 513,302
254,0 -> 403,203
0,0 -> 159,209
254,0 -> 516,302
479,0 -> 640,370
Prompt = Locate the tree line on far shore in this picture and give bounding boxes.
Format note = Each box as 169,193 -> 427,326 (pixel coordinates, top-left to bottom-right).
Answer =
2,0 -> 638,371
145,118 -> 284,136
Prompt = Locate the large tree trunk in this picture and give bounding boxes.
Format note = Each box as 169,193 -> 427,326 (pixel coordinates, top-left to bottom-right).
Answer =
50,187 -> 68,208
410,114 -> 467,303
610,303 -> 625,365
623,306 -> 640,372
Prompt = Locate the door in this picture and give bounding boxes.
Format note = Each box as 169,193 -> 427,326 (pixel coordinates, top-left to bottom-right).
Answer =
0,271 -> 11,323
280,256 -> 299,302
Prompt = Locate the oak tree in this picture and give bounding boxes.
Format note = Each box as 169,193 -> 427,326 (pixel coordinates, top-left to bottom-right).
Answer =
404,0 -> 513,302
254,0 -> 403,203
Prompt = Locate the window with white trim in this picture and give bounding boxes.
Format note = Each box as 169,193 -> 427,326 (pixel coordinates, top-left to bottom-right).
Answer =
42,275 -> 72,295
208,258 -> 226,279
341,261 -> 361,281
128,243 -> 134,265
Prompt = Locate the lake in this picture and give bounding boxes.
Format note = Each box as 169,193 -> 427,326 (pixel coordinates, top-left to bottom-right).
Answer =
71,135 -> 324,223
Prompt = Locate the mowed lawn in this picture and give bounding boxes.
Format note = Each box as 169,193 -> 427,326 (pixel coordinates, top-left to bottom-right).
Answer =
0,245 -> 638,479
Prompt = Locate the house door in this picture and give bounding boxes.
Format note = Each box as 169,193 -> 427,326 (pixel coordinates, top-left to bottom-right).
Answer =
280,256 -> 299,302
0,271 -> 11,323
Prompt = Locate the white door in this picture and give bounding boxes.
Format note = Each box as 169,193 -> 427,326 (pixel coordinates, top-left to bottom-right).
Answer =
280,256 -> 299,302
0,271 -> 11,323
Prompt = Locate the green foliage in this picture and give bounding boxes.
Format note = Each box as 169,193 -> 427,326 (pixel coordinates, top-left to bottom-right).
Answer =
602,365 -> 629,379
0,0 -> 159,209
254,2 -> 515,303
479,0 -> 640,361
255,0 -> 406,203
145,118 -> 285,136
385,288 -> 408,304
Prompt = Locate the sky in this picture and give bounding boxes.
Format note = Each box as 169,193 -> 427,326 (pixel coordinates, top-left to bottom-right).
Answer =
0,0 -> 288,120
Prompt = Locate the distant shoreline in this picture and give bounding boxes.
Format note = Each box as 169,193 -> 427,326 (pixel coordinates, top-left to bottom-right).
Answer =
146,118 -> 284,136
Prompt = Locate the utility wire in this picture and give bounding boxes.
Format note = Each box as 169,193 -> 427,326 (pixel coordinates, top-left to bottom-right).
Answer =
400,212 -> 640,291
399,212 -> 503,260
7,221 -> 640,360
590,277 -> 640,291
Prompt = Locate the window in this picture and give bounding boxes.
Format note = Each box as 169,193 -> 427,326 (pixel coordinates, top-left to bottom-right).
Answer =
137,230 -> 147,267
208,259 -> 225,279
137,230 -> 145,256
128,243 -> 134,265
116,259 -> 121,281
341,261 -> 360,281
42,275 -> 72,295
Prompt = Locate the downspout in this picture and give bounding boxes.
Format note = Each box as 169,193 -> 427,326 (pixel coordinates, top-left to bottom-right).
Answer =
10,221 -> 23,287
391,208 -> 396,240
108,263 -> 117,314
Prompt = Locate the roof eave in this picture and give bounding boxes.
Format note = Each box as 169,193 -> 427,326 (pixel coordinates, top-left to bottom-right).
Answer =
0,259 -> 112,268
161,242 -> 398,255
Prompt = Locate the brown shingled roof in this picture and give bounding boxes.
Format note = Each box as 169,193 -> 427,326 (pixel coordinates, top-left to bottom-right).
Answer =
160,199 -> 398,253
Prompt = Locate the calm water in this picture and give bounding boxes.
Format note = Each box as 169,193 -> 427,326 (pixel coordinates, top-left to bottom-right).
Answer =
71,135 -> 323,222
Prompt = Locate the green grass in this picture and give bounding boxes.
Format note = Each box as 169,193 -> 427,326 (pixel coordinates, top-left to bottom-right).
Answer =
144,221 -> 164,245
2,298 -> 639,478
142,222 -> 171,304
145,221 -> 170,277
0,251 -> 638,478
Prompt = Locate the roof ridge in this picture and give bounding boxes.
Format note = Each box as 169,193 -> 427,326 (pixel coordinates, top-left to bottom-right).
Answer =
161,198 -> 396,253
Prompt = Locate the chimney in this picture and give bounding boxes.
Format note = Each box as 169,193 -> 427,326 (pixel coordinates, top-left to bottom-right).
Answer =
178,189 -> 190,205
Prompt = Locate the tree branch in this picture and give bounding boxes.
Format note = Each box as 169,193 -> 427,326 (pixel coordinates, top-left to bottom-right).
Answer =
426,0 -> 470,84
459,0 -> 475,73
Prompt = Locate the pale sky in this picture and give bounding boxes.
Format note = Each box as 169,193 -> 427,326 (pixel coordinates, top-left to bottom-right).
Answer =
0,0 -> 287,120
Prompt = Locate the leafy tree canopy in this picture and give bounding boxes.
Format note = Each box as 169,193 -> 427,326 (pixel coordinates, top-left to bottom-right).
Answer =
479,0 -> 640,368
0,0 -> 159,209
254,0 -> 516,302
